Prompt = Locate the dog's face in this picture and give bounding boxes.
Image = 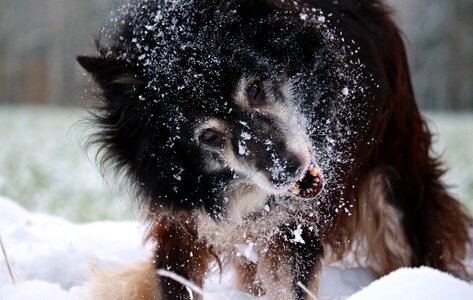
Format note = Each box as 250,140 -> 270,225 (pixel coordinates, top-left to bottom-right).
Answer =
193,76 -> 317,192
79,0 -> 379,219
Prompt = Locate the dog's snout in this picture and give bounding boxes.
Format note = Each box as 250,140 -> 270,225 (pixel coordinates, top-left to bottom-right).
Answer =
284,151 -> 303,176
269,150 -> 303,187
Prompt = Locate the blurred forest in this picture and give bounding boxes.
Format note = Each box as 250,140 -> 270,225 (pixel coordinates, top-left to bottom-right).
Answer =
0,0 -> 116,105
0,0 -> 472,110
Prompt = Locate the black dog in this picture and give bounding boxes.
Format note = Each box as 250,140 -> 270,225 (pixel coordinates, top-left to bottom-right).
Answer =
78,0 -> 471,299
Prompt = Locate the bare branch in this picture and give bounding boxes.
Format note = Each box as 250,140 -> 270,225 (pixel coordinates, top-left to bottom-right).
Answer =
0,234 -> 16,286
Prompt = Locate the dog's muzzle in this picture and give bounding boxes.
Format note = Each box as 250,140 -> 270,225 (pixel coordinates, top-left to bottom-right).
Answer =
289,164 -> 324,199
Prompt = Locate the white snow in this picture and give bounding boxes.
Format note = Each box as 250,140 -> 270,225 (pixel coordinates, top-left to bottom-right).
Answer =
235,243 -> 258,264
238,141 -> 248,156
0,281 -> 76,300
349,267 -> 473,300
290,224 -> 305,244
0,196 -> 149,299
0,196 -> 472,300
299,13 -> 309,21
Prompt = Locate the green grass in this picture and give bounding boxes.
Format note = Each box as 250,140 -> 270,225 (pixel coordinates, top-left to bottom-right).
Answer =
0,106 -> 471,222
426,113 -> 473,213
0,105 -> 133,222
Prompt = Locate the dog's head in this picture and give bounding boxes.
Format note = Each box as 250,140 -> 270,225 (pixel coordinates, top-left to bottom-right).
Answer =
79,0 -> 380,219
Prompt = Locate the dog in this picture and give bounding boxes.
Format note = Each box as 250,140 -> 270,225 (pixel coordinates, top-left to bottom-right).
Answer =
78,0 -> 471,299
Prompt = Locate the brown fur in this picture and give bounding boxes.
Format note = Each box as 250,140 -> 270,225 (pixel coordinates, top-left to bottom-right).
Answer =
232,258 -> 265,296
324,1 -> 471,279
145,213 -> 214,299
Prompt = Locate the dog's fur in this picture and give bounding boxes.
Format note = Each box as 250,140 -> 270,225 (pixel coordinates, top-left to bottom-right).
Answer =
78,0 -> 471,299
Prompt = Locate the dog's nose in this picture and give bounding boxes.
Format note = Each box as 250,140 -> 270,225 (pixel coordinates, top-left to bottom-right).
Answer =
283,151 -> 303,176
270,151 -> 303,187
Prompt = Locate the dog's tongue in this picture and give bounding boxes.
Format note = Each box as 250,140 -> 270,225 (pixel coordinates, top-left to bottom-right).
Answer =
289,165 -> 323,199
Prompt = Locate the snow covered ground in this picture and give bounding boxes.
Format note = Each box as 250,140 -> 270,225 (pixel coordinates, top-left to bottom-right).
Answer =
1,196 -> 472,300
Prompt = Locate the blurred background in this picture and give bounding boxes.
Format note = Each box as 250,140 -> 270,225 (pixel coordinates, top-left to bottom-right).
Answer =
0,0 -> 472,221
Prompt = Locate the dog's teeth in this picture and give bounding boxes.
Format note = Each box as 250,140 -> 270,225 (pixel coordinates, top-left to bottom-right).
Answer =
291,187 -> 301,195
309,168 -> 318,177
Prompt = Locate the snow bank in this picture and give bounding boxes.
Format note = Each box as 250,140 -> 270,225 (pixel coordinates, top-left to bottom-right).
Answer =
0,280 -> 78,300
0,196 -> 471,299
349,267 -> 473,300
0,195 -> 148,299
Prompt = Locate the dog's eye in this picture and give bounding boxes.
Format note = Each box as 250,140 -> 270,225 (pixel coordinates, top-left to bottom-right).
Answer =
247,83 -> 265,106
199,129 -> 224,147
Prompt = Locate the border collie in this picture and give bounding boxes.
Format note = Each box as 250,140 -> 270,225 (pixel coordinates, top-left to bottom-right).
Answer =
78,0 -> 471,299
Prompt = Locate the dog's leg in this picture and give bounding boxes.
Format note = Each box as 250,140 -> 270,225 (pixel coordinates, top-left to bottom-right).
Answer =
233,257 -> 265,296
148,214 -> 212,300
258,226 -> 324,300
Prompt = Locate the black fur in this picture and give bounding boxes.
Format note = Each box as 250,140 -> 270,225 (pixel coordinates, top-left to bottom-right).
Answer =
78,0 -> 373,217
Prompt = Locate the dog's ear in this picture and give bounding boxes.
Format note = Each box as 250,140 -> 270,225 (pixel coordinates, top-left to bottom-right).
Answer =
77,56 -> 144,94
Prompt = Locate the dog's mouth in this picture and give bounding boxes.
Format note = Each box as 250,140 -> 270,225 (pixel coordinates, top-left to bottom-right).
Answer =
289,164 -> 324,199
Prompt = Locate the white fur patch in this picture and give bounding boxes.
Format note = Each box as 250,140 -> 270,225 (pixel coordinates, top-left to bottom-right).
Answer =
329,171 -> 413,275
85,261 -> 160,300
226,182 -> 269,223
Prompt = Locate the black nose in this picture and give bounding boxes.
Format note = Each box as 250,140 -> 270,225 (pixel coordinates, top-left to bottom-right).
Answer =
284,151 -> 303,175
270,151 -> 303,187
